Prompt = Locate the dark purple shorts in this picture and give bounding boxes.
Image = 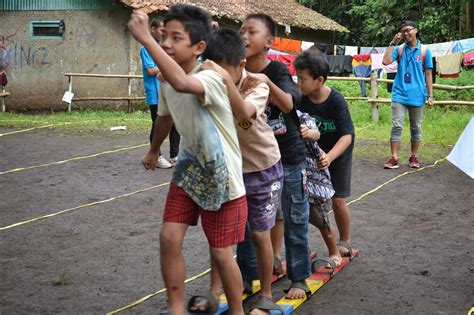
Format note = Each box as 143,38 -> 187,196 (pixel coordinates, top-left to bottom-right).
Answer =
243,161 -> 284,232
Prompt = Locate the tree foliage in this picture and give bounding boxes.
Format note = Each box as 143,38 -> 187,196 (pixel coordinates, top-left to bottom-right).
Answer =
298,0 -> 469,45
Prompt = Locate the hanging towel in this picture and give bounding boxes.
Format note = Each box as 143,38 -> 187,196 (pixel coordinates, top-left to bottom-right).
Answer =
344,46 -> 358,56
326,55 -> 353,77
370,54 -> 385,70
463,49 -> 474,67
426,41 -> 454,57
301,41 -> 314,51
437,52 -> 464,78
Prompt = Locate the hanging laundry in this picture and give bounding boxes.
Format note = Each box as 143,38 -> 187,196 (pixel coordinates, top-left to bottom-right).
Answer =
272,37 -> 302,53
344,46 -> 359,56
352,54 -> 372,97
463,49 -> 474,68
336,45 -> 345,55
326,55 -> 353,77
425,41 -> 454,57
437,52 -> 464,78
301,41 -> 314,51
370,54 -> 385,70
312,43 -> 334,55
267,54 -> 297,76
454,38 -> 474,52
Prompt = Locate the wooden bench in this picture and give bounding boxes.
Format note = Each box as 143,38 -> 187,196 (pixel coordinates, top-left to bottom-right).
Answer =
0,90 -> 10,112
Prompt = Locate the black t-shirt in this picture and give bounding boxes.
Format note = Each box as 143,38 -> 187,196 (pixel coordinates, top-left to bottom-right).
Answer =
261,60 -> 306,165
298,88 -> 355,163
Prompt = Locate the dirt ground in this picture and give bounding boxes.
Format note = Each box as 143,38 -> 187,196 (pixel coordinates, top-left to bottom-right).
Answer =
1,128 -> 473,314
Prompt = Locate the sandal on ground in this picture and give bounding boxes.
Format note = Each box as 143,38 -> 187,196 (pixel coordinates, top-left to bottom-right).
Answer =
273,256 -> 283,276
337,241 -> 354,259
249,295 -> 284,314
283,281 -> 311,299
243,277 -> 253,295
187,291 -> 218,314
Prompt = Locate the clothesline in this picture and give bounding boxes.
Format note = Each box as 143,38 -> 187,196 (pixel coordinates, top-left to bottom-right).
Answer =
271,37 -> 474,57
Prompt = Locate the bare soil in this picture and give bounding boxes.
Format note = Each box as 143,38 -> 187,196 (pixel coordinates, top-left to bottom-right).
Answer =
1,128 -> 473,314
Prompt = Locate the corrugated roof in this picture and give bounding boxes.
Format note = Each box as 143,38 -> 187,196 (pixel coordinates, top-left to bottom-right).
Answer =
1,0 -> 118,11
120,0 -> 349,33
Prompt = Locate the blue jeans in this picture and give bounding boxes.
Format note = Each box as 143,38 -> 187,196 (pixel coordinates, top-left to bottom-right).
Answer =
281,162 -> 311,282
237,163 -> 311,283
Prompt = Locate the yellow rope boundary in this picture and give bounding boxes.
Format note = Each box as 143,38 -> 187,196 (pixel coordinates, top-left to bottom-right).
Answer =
0,143 -> 148,175
0,182 -> 169,232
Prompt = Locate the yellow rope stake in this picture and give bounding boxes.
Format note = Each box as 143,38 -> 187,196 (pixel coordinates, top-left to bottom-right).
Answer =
0,143 -> 148,175
0,182 -> 170,232
106,157 -> 448,313
348,157 -> 447,206
106,267 -> 213,315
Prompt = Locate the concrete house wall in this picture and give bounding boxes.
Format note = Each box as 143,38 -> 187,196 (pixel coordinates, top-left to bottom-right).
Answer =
0,8 -> 140,110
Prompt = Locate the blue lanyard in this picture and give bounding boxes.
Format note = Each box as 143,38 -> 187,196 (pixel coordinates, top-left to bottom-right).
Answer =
405,46 -> 417,72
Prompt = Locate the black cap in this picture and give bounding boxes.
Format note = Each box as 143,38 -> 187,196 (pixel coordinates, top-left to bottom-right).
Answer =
399,20 -> 417,31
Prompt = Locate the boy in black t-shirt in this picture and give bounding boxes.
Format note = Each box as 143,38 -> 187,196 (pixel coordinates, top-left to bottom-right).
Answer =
294,50 -> 355,259
239,13 -> 312,301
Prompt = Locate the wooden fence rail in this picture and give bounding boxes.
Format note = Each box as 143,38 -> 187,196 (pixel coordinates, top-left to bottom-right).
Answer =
329,73 -> 474,121
63,72 -> 474,119
64,72 -> 144,113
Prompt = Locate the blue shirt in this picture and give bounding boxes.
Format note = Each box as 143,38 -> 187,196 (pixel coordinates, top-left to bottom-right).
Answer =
140,46 -> 160,105
391,41 -> 433,106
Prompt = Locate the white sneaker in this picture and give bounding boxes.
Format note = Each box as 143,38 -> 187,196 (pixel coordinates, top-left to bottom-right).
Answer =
156,155 -> 173,169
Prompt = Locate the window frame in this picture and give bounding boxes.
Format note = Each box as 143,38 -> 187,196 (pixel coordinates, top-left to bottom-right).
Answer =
29,20 -> 65,40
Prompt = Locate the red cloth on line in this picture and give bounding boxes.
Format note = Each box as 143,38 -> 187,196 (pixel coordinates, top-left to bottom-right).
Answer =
272,37 -> 302,53
267,54 -> 297,75
352,54 -> 371,61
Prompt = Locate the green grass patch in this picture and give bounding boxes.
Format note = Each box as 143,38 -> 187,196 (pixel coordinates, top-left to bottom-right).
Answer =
1,71 -> 472,162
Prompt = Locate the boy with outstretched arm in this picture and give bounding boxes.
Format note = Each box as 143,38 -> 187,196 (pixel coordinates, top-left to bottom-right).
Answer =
239,13 -> 312,300
189,28 -> 284,314
128,5 -> 247,315
295,50 -> 355,260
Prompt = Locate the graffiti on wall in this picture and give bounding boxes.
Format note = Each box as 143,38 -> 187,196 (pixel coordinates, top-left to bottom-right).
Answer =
75,25 -> 97,49
0,33 -> 52,70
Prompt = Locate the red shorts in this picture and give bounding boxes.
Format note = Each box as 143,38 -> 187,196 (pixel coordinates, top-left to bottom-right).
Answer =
163,183 -> 247,248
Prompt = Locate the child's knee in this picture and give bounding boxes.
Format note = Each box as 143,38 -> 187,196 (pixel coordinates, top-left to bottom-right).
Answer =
159,228 -> 182,250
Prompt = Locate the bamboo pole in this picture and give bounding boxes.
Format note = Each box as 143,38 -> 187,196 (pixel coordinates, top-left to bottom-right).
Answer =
64,73 -> 142,79
68,75 -> 73,112
370,72 -> 379,121
72,97 -> 146,101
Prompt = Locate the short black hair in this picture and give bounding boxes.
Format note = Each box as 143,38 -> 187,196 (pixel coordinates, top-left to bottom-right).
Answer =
244,13 -> 277,37
163,4 -> 212,45
150,16 -> 163,28
294,50 -> 329,81
202,28 -> 244,67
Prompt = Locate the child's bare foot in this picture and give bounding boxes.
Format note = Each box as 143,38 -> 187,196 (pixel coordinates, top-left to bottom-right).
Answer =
284,281 -> 310,300
187,292 -> 219,313
326,254 -> 342,269
337,240 -> 353,257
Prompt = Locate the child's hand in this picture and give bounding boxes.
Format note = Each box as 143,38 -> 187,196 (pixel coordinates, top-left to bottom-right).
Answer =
300,124 -> 311,140
128,11 -> 153,44
240,73 -> 266,95
142,151 -> 159,170
240,75 -> 262,96
317,152 -> 331,170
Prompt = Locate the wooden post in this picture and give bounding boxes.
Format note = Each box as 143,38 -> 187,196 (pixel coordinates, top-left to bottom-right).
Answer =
370,72 -> 379,121
1,87 -> 5,112
127,76 -> 132,113
68,75 -> 73,113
